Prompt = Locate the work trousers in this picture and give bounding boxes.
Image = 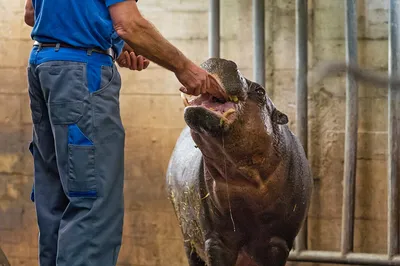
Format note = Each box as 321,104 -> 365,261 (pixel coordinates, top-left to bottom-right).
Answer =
27,45 -> 125,266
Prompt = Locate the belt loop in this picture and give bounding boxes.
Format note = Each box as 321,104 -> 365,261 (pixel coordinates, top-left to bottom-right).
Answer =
37,43 -> 42,52
110,48 -> 116,62
55,43 -> 60,52
87,48 -> 93,56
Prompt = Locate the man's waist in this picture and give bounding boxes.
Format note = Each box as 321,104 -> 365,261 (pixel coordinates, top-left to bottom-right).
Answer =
33,41 -> 117,61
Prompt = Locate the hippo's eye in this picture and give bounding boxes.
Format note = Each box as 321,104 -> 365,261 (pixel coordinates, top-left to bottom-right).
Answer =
256,88 -> 265,96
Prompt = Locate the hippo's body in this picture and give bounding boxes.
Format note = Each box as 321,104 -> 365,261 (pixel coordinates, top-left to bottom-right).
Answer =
166,58 -> 313,266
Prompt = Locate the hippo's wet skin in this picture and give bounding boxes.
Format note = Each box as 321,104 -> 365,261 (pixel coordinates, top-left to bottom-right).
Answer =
166,58 -> 313,266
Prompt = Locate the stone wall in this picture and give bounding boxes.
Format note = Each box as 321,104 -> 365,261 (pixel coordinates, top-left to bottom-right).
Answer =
0,0 -> 393,265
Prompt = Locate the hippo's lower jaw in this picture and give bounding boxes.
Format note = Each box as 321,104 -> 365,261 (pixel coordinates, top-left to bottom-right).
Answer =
181,92 -> 240,135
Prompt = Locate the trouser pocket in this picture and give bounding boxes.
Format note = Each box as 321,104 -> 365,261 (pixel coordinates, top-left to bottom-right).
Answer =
48,101 -> 97,198
67,144 -> 97,198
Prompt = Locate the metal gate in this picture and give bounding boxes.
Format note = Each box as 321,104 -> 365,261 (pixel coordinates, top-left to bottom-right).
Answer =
208,0 -> 400,265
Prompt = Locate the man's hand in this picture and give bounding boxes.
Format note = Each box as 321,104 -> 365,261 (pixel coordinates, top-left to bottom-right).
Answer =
175,61 -> 226,100
117,43 -> 150,71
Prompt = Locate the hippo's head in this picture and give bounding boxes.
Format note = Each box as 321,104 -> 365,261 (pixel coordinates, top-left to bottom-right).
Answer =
181,58 -> 288,145
181,58 -> 290,181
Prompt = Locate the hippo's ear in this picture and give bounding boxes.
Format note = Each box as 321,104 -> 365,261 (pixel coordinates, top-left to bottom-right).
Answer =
271,109 -> 289,125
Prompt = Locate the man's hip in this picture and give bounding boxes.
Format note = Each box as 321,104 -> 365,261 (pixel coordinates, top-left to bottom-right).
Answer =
32,40 -> 117,60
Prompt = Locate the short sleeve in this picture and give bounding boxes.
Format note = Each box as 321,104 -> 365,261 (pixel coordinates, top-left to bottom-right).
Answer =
105,0 -> 139,7
105,0 -> 127,7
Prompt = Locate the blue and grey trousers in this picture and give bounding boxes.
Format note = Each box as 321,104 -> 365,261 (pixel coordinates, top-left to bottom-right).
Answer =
27,45 -> 125,266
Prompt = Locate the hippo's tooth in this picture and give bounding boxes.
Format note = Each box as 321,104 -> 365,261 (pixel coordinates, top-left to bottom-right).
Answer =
219,108 -> 236,126
222,108 -> 236,119
181,92 -> 203,104
228,95 -> 239,103
181,92 -> 189,107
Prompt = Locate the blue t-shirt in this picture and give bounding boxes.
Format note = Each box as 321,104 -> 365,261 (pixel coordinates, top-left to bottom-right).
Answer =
31,0 -> 128,56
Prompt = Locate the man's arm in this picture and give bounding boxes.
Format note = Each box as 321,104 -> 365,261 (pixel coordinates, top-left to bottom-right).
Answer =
109,0 -> 189,73
24,0 -> 34,27
108,0 -> 225,98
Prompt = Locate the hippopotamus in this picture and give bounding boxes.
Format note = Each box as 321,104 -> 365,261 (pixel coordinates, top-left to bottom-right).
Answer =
166,58 -> 313,266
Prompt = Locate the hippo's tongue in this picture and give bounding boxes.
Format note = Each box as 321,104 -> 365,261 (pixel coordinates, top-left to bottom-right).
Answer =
186,93 -> 236,114
201,99 -> 236,114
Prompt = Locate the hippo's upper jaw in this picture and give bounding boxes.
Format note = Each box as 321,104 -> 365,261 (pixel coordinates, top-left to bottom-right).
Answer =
181,58 -> 248,136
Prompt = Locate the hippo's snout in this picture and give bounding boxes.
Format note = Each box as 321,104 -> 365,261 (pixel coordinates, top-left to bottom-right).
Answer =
200,58 -> 248,98
180,58 -> 249,135
183,106 -> 228,135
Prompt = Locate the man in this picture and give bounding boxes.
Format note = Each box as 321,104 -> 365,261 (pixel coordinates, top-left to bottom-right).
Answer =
23,0 -> 223,265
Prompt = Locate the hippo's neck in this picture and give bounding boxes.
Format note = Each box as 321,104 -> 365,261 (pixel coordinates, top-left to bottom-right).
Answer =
199,145 -> 287,228
191,128 -> 285,187
199,141 -> 283,189
202,156 -> 280,187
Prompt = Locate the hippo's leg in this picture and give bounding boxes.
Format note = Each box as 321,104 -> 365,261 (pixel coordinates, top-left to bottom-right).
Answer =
204,235 -> 239,266
251,237 -> 289,266
184,242 -> 206,266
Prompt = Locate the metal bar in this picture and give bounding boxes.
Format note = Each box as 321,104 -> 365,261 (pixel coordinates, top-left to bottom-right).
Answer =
341,0 -> 358,255
294,0 -> 308,252
0,247 -> 10,266
288,250 -> 400,265
253,0 -> 265,86
388,0 -> 400,257
209,0 -> 220,58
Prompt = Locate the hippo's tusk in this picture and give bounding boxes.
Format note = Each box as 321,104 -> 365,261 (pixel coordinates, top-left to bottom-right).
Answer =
181,92 -> 189,107
220,108 -> 236,127
222,108 -> 236,119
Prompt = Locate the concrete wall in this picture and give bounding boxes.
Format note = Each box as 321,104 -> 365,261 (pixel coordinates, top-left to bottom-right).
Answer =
0,0 -> 392,265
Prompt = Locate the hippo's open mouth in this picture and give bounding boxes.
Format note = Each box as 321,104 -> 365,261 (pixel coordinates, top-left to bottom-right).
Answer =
181,92 -> 239,124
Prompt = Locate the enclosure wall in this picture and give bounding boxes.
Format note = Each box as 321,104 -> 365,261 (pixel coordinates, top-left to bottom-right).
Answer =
0,1 -> 393,265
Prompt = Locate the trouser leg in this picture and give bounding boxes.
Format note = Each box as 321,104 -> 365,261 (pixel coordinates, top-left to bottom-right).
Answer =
34,60 -> 125,266
27,64 -> 69,266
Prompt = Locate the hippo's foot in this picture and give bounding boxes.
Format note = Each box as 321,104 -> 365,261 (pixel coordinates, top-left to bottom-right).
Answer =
205,236 -> 239,266
184,242 -> 206,266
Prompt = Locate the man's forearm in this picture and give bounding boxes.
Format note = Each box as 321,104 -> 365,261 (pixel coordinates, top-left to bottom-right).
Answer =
121,19 -> 190,73
24,0 -> 34,27
25,13 -> 34,27
109,1 -> 192,74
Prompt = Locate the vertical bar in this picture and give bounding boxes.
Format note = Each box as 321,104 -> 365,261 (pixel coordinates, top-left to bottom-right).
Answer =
341,0 -> 358,255
253,0 -> 265,86
0,247 -> 10,266
295,0 -> 308,252
388,0 -> 400,257
209,0 -> 220,58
